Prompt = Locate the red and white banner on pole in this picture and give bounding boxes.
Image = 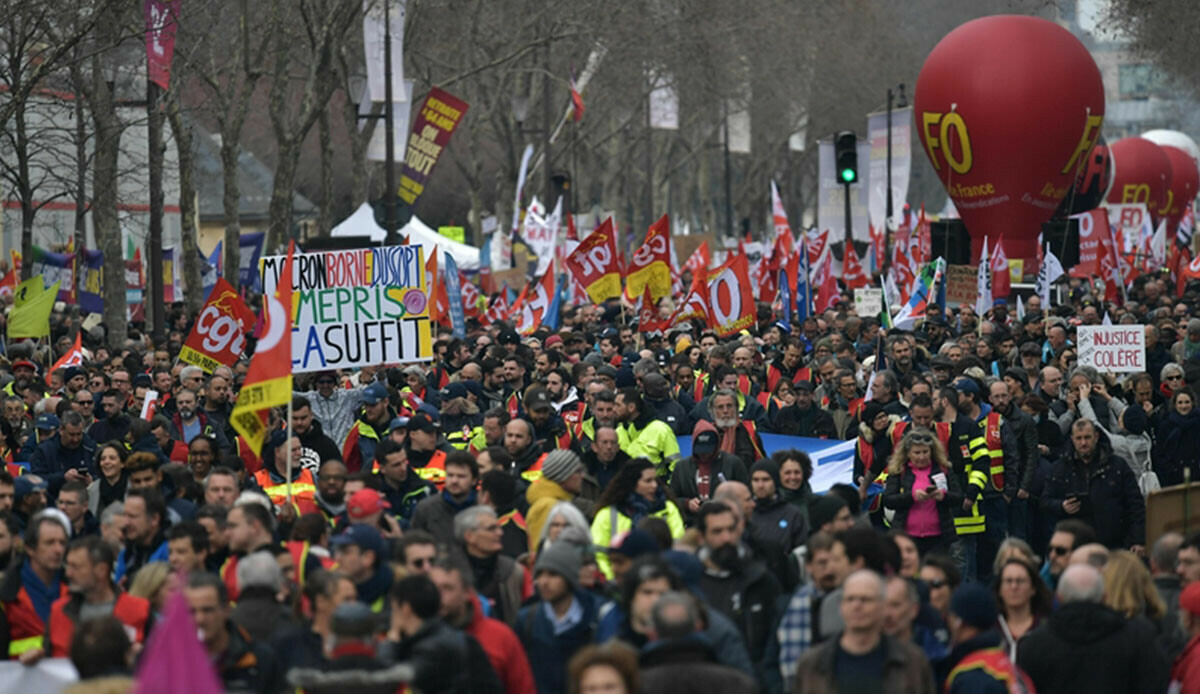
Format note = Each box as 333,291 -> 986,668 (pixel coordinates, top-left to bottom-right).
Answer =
179,278 -> 256,373
144,0 -> 180,90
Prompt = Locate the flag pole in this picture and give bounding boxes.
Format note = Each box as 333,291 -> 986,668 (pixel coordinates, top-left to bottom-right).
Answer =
286,396 -> 293,505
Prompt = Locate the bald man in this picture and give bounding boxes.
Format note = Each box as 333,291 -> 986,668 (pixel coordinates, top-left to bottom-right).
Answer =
792,570 -> 934,693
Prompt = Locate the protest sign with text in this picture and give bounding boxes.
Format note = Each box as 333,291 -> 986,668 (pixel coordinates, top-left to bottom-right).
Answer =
261,245 -> 433,372
398,87 -> 469,204
1077,325 -> 1145,373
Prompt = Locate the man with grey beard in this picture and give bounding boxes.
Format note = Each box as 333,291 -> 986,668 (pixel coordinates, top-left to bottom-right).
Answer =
709,389 -> 765,471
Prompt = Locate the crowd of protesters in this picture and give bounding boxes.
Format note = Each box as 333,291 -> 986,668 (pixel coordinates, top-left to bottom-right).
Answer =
5,270 -> 1200,693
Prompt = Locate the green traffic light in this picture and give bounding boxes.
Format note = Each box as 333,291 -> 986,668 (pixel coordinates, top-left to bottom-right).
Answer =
840,168 -> 856,182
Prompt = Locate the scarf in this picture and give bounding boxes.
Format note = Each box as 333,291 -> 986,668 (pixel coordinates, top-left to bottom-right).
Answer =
441,488 -> 478,513
718,422 -> 740,454
623,489 -> 666,524
99,474 -> 128,514
1185,337 -> 1200,362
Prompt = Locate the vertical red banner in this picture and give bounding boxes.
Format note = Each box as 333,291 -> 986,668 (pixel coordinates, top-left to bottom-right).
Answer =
144,0 -> 180,90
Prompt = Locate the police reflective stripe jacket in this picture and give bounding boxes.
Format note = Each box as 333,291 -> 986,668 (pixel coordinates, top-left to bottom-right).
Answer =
253,467 -> 317,508
968,406 -> 1019,498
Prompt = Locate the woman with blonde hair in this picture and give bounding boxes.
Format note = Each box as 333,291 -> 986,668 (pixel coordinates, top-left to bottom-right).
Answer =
127,561 -> 173,614
1103,549 -> 1186,656
882,427 -> 962,558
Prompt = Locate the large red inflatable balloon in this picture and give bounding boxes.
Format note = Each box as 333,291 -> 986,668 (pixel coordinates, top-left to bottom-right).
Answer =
1105,137 -> 1172,223
1160,145 -> 1198,233
914,15 -> 1105,265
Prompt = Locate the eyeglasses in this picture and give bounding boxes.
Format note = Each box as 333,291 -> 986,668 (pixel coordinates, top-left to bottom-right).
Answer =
1168,375 -> 1184,382
1049,545 -> 1071,556
75,399 -> 93,405
316,379 -> 335,385
410,557 -> 431,568
926,579 -> 947,589
908,432 -> 935,444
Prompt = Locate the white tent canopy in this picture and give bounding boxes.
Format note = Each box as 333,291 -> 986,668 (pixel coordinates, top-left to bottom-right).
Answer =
330,203 -> 480,270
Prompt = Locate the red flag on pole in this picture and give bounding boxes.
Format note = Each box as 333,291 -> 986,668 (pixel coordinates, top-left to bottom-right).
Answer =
844,242 -> 870,290
814,248 -> 839,312
47,332 -> 86,386
231,240 -> 295,456
990,236 -> 1011,298
707,252 -> 755,336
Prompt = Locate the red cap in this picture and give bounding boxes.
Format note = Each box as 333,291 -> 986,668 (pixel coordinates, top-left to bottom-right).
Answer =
544,335 -> 563,348
347,488 -> 390,521
12,360 -> 36,372
1182,582 -> 1200,616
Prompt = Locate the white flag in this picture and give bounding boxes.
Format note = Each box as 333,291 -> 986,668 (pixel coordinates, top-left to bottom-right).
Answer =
1151,218 -> 1168,267
770,180 -> 792,240
1016,295 -> 1025,322
1102,312 -> 1112,326
1036,246 -> 1065,307
362,0 -> 406,102
883,272 -> 901,308
511,144 -> 535,233
975,236 -> 992,318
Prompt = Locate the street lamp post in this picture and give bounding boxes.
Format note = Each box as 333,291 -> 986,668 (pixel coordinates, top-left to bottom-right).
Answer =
382,0 -> 398,245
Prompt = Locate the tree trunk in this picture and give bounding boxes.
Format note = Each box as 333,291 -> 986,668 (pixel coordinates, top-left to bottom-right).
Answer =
317,106 -> 333,236
73,70 -> 87,253
168,96 -> 204,315
15,97 -> 32,280
91,63 -> 125,347
265,143 -> 300,252
220,140 -> 242,290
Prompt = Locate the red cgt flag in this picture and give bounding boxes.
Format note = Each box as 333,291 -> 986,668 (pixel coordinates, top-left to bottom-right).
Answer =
179,277 -> 256,373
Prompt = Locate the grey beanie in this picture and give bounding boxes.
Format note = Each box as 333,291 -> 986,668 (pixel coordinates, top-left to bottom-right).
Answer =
541,449 -> 584,484
534,543 -> 581,592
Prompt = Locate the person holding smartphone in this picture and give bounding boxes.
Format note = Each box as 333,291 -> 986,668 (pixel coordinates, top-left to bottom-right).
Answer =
883,428 -> 963,559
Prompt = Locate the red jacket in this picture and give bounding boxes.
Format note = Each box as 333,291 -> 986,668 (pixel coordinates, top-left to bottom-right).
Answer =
1173,634 -> 1200,694
466,592 -> 536,694
48,591 -> 151,657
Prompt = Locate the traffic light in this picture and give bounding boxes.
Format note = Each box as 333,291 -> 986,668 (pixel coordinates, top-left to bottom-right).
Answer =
834,131 -> 858,184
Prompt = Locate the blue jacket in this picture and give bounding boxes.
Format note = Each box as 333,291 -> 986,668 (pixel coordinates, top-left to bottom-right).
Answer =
115,537 -> 168,585
516,591 -> 606,694
30,434 -> 98,497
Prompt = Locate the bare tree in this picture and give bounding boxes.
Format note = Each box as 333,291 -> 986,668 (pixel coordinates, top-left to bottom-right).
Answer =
262,0 -> 363,251
175,0 -> 280,289
166,86 -> 203,315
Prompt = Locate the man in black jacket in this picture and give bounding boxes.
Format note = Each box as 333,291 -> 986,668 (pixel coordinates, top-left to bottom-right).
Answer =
292,396 -> 341,474
642,373 -> 691,435
1017,563 -> 1168,694
695,501 -> 780,671
1043,419 -> 1146,552
31,412 -> 97,499
988,380 -> 1038,539
747,459 -> 808,592
639,590 -> 757,694
384,573 -> 502,694
773,381 -> 836,438
185,571 -> 283,694
671,422 -> 749,526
